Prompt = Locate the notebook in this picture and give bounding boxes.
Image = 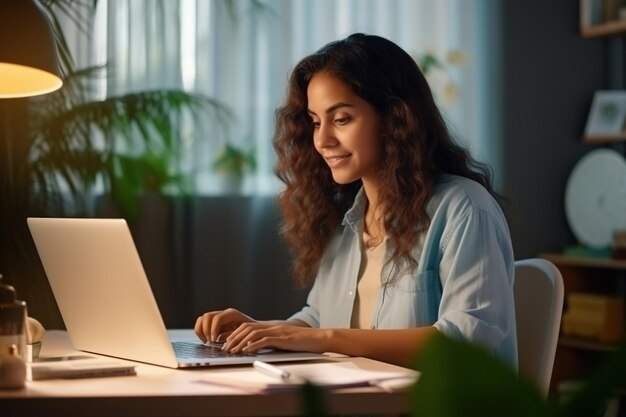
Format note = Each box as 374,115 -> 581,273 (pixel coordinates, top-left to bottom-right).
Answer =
27,217 -> 324,368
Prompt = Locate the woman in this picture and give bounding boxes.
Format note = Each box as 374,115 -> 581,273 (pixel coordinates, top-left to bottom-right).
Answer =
195,33 -> 517,369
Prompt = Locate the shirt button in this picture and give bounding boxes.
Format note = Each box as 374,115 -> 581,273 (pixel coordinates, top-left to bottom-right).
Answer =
348,291 -> 353,296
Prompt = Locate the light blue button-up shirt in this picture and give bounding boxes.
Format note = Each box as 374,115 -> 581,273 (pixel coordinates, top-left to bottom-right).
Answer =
288,175 -> 517,369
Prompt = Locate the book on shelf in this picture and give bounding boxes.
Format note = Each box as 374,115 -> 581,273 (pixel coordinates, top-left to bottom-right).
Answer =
562,292 -> 624,343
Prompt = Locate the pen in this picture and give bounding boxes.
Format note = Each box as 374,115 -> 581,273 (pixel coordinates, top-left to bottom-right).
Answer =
253,360 -> 291,381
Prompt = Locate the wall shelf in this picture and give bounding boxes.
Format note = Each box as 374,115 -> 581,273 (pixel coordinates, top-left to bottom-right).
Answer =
581,19 -> 626,38
559,335 -> 619,352
582,133 -> 626,144
541,252 -> 626,395
540,253 -> 626,270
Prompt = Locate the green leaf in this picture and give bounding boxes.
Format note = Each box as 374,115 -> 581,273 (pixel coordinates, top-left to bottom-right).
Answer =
212,143 -> 257,176
416,52 -> 442,75
300,381 -> 329,417
411,333 -> 555,417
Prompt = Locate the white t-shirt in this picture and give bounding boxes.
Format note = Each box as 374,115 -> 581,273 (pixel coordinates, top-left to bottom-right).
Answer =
350,233 -> 386,329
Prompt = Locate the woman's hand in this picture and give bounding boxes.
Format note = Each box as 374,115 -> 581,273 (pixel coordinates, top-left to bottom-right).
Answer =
221,322 -> 330,354
195,308 -> 327,354
194,308 -> 256,343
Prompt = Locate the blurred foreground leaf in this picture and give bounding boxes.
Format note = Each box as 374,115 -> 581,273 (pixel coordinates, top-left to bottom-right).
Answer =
411,332 -> 554,417
300,381 -> 328,417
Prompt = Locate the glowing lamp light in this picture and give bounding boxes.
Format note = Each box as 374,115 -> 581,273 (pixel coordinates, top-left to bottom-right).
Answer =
0,0 -> 63,98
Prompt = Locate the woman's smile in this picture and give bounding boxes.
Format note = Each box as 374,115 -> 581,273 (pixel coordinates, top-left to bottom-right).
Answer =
324,153 -> 352,168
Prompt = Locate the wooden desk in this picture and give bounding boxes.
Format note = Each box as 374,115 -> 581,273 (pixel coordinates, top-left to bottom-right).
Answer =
0,331 -> 416,417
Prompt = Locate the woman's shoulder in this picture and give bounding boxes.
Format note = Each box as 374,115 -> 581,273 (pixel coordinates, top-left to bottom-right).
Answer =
430,174 -> 502,217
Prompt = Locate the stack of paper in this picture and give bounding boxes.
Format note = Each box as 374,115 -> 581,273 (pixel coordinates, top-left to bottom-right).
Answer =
193,359 -> 419,393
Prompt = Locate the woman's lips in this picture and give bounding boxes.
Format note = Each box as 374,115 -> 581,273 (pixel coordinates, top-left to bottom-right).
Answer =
325,154 -> 351,168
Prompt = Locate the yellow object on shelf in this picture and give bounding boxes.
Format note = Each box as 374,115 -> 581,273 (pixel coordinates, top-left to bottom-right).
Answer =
561,292 -> 624,343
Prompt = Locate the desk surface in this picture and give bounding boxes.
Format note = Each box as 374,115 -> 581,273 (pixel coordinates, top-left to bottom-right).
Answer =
0,330 -> 417,417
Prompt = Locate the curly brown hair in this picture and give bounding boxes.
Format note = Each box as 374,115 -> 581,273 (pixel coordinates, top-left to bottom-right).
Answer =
273,33 -> 500,288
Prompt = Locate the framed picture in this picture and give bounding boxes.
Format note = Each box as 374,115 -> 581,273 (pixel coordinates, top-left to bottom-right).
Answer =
580,0 -> 606,28
584,90 -> 626,143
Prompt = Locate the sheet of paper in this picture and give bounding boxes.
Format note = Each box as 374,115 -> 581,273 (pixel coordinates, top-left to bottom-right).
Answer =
193,359 -> 419,393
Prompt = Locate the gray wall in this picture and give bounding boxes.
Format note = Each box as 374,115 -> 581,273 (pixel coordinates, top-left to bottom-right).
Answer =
499,0 -> 621,259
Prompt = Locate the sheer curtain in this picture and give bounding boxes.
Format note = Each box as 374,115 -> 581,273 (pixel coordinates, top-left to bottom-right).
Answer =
83,0 -> 497,196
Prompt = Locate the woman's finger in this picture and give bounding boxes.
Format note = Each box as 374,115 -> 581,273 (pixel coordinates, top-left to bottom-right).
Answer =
222,323 -> 257,352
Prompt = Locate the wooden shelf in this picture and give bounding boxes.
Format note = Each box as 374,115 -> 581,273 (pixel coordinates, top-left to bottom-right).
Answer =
581,19 -> 626,38
540,253 -> 626,270
582,133 -> 626,144
559,335 -> 619,352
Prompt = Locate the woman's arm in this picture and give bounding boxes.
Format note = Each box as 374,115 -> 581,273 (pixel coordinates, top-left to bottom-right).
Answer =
221,321 -> 438,368
324,326 -> 438,366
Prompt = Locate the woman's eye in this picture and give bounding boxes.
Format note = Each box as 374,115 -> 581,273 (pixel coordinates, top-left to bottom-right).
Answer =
312,120 -> 320,128
335,117 -> 350,126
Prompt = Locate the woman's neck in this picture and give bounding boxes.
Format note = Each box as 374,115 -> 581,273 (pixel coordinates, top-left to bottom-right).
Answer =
362,181 -> 384,243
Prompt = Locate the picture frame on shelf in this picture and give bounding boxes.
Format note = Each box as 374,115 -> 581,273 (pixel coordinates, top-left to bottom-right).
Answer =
580,0 -> 605,28
580,0 -> 626,37
583,90 -> 626,143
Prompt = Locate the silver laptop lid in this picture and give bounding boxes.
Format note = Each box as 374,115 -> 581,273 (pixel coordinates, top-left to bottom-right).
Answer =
28,217 -> 180,368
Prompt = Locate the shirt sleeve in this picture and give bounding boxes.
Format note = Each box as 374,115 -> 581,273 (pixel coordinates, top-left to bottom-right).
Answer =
432,205 -> 516,354
287,278 -> 321,327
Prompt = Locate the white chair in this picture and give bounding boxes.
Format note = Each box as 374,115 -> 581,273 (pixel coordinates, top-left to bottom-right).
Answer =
514,258 -> 564,396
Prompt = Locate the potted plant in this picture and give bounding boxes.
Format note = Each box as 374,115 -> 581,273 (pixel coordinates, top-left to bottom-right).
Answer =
414,49 -> 469,107
212,142 -> 257,193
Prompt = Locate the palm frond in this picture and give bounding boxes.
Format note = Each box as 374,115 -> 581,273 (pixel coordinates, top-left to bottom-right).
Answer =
28,74 -> 232,217
39,0 -> 96,75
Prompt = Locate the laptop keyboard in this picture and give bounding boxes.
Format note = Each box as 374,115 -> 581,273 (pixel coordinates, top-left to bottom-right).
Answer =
172,341 -> 255,359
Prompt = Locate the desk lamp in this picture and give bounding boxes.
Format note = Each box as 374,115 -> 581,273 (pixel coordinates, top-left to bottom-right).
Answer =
0,0 -> 63,388
0,0 -> 63,98
0,0 -> 64,207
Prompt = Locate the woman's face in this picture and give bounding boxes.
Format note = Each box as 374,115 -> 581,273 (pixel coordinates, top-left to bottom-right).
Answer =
307,72 -> 383,187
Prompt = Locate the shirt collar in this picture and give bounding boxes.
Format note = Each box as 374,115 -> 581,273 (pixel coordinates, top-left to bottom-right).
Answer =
341,186 -> 366,233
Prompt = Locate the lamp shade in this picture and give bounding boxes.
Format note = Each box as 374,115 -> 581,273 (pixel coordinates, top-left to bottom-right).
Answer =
0,0 -> 63,98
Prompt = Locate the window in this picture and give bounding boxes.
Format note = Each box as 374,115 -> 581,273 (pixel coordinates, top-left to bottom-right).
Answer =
69,0 -> 497,195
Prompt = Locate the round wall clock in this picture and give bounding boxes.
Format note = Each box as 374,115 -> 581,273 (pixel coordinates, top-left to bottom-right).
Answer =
565,148 -> 626,248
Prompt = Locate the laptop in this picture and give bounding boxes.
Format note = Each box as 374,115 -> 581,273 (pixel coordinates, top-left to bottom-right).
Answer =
27,217 -> 324,368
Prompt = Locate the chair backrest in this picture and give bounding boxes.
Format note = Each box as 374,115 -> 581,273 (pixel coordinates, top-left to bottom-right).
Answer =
514,258 -> 564,396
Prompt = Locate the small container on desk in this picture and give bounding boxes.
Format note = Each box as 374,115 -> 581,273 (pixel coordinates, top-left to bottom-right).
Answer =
0,274 -> 27,389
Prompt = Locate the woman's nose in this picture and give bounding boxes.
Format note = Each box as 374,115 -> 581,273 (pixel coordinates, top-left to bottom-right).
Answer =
314,123 -> 337,149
